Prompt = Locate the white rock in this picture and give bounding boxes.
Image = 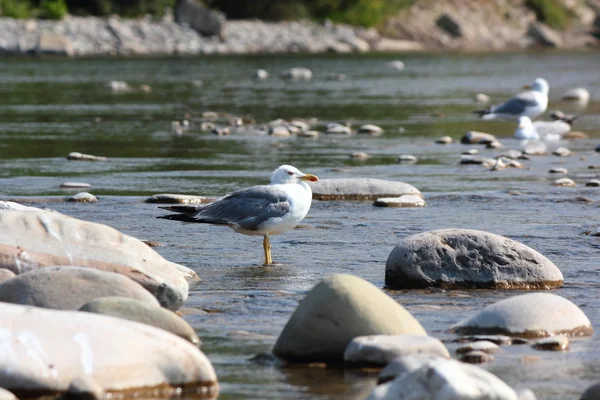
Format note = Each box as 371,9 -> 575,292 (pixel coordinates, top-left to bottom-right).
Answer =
60,182 -> 92,189
280,67 -> 313,80
475,93 -> 490,104
105,80 -> 131,93
326,122 -> 352,134
450,293 -> 593,338
461,131 -> 496,145
254,69 -> 269,80
378,354 -> 444,384
310,178 -> 422,201
373,195 -> 426,208
358,124 -> 383,135
436,136 -> 453,144
586,179 -> 600,187
67,152 -> 108,161
532,336 -> 569,351
344,335 -> 449,366
386,60 -> 405,70
66,192 -> 97,203
459,350 -> 493,364
270,125 -> 291,137
549,167 -> 568,174
350,152 -> 370,160
397,155 -> 418,163
553,178 -> 576,187
523,140 -> 547,155
456,340 -> 500,354
0,201 -> 41,211
561,87 -> 590,106
553,147 -> 571,157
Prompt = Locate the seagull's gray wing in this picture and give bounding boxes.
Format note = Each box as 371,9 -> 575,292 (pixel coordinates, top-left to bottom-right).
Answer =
491,92 -> 539,115
191,185 -> 291,231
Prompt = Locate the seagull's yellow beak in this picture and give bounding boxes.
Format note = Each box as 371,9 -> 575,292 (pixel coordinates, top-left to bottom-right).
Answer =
518,123 -> 525,128
523,84 -> 531,89
300,174 -> 319,182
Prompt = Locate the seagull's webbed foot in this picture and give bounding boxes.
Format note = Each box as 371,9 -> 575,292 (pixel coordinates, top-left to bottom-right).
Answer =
263,235 -> 273,265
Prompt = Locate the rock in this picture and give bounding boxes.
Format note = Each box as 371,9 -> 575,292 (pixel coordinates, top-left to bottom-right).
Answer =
350,152 -> 370,160
459,155 -> 496,166
475,93 -> 490,104
145,193 -> 209,204
385,228 -> 564,289
378,354 -> 444,384
64,376 -> 105,400
254,69 -> 268,80
373,195 -> 426,208
374,39 -> 424,52
453,335 -> 513,346
344,335 -> 449,366
326,72 -> 346,81
0,389 -> 16,400
486,140 -> 504,149
459,350 -> 493,364
516,389 -> 537,400
581,382 -> 600,400
174,0 -> 223,38
528,22 -> 563,47
139,84 -> 152,93
200,122 -> 216,131
553,178 -> 576,187
358,124 -> 383,135
397,155 -> 418,164
435,136 -> 453,144
586,179 -> 600,187
310,178 -> 422,201
368,357 -> 518,400
553,147 -> 571,156
385,60 -> 406,70
80,296 -> 200,345
523,140 -> 547,155
0,266 -> 159,310
0,302 -> 218,396
490,158 -> 506,171
210,126 -> 230,136
563,131 -> 589,139
60,182 -> 92,189
463,149 -> 479,155
0,201 -> 41,211
532,336 -> 569,351
451,293 -> 593,338
280,67 -> 313,80
498,150 -> 522,159
67,152 -> 107,161
461,131 -> 496,145
561,88 -> 590,105
456,341 -> 500,354
436,13 -> 462,37
0,269 -> 15,283
272,274 -> 426,362
326,123 -> 351,134
66,192 -> 98,203
297,130 -> 319,138
289,120 -> 311,132
202,111 -> 219,120
104,81 -> 131,93
549,167 -> 568,174
270,125 -> 291,137
37,33 -> 74,56
0,210 -> 193,310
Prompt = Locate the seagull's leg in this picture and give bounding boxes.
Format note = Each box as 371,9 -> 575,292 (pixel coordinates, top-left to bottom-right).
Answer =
263,235 -> 272,265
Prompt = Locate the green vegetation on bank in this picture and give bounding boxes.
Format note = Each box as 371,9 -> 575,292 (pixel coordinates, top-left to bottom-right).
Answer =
525,0 -> 573,29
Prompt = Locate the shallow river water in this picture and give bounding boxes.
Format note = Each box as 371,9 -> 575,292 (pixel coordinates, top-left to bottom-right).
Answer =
0,52 -> 599,400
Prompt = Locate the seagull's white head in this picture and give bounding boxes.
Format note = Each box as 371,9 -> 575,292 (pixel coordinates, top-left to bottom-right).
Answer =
524,78 -> 549,95
514,116 -> 538,140
270,165 -> 319,185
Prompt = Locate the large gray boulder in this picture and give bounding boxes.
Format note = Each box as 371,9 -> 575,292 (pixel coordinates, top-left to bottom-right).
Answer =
79,296 -> 200,345
175,0 -> 224,38
0,210 -> 195,310
344,335 -> 449,366
310,178 -> 422,200
450,293 -> 593,338
385,229 -> 563,289
273,274 -> 426,362
0,302 -> 218,397
0,267 -> 159,310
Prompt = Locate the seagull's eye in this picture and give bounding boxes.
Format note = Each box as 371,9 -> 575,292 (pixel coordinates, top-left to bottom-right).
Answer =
287,171 -> 294,176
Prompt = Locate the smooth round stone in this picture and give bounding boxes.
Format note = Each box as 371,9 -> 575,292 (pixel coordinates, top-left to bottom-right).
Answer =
486,140 -> 504,149
326,123 -> 352,135
549,167 -> 568,174
254,69 -> 268,80
280,67 -> 313,80
200,121 -> 216,131
350,151 -> 370,160
289,119 -> 310,132
297,130 -> 319,138
463,149 -> 479,155
310,178 -> 421,201
561,87 -> 590,104
450,293 -> 593,338
397,154 -> 418,163
0,389 -> 16,400
516,389 -> 537,400
358,124 -> 383,135
461,131 -> 496,145
0,201 -> 41,211
145,193 -> 208,204
0,266 -> 159,310
532,336 -> 569,351
273,274 -> 426,363
66,152 -> 107,161
453,335 -> 513,346
80,296 -> 200,345
475,93 -> 490,104
553,147 -> 572,157
373,195 -> 426,208
385,229 -> 563,290
581,382 -> 600,400
502,158 -> 524,169
60,182 -> 92,189
210,126 -> 230,136
0,269 -> 15,284
459,155 -> 496,166
490,158 -> 506,171
456,340 -> 500,354
586,179 -> 600,187
498,150 -> 522,159
459,350 -> 493,364
269,125 -> 291,137
523,141 -> 547,155
65,376 -> 105,400
378,354 -> 444,384
386,60 -> 405,70
553,178 -> 576,187
435,136 -> 453,144
344,335 -> 449,366
66,192 -> 97,203
369,357 -> 517,400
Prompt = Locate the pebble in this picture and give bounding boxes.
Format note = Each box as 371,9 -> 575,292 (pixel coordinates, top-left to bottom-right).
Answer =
358,124 -> 383,135
585,179 -> 600,187
523,141 -> 546,155
459,155 -> 497,166
549,167 -> 568,174
486,140 -> 504,149
475,93 -> 491,104
326,123 -> 352,135
386,60 -> 405,70
145,193 -> 208,204
498,149 -> 522,159
461,131 -> 496,145
435,136 -> 453,144
344,335 -> 449,366
254,69 -> 269,80
139,84 -> 152,93
553,147 -> 572,156
459,350 -> 493,364
463,149 -> 479,155
280,67 -> 313,80
270,125 -> 291,137
66,192 -> 98,203
66,152 -> 107,161
310,178 -> 422,201
60,182 -> 92,189
553,178 -> 576,187
373,195 -> 426,208
202,111 -> 219,120
350,152 -> 370,160
456,340 -> 500,354
397,155 -> 418,164
200,122 -> 216,131
532,336 -> 569,351
105,80 -> 131,93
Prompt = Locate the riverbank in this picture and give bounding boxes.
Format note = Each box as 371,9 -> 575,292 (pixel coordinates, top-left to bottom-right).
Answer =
0,11 -> 598,57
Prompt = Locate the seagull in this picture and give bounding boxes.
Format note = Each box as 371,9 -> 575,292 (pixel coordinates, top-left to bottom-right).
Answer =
157,165 -> 319,265
514,116 -> 570,142
475,78 -> 549,120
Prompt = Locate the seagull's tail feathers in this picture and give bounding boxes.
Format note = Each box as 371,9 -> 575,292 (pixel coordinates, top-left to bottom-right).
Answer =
158,205 -> 204,215
473,107 -> 493,119
156,213 -> 198,223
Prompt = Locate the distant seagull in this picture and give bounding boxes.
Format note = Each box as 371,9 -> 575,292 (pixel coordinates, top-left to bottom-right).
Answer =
475,78 -> 549,120
158,165 -> 319,266
514,116 -> 570,142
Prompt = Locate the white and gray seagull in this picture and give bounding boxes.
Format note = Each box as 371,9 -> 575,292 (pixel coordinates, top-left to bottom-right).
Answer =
475,78 -> 549,120
158,165 -> 319,265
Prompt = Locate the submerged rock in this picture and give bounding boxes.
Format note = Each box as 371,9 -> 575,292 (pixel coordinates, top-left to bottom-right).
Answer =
273,274 -> 426,362
0,267 -> 159,310
358,124 -> 383,135
549,167 -> 568,174
385,228 -> 563,289
459,350 -> 493,364
0,302 -> 218,396
280,67 -> 313,80
145,193 -> 209,204
344,335 -> 449,366
373,195 -> 426,208
553,147 -> 572,157
66,192 -> 97,203
310,178 -> 422,200
450,293 -> 593,338
350,151 -> 370,160
586,179 -> 600,187
456,341 -> 500,354
66,152 -> 108,161
553,178 -> 576,187
397,155 -> 418,163
461,131 -> 496,145
60,182 -> 92,189
0,210 -> 194,310
532,336 -> 569,351
80,296 -> 200,345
